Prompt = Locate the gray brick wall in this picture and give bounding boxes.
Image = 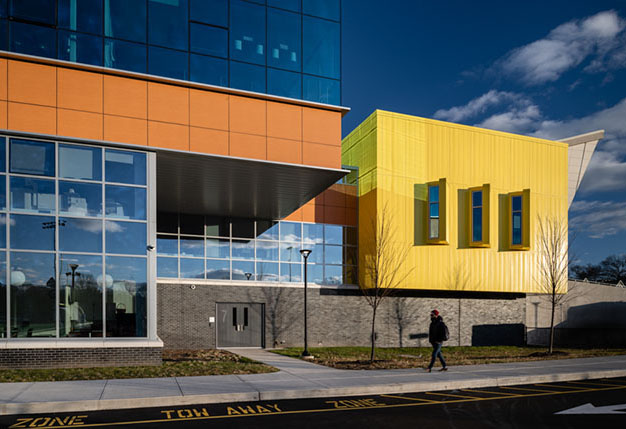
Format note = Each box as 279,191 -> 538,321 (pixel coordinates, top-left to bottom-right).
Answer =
158,283 -> 527,349
0,347 -> 162,369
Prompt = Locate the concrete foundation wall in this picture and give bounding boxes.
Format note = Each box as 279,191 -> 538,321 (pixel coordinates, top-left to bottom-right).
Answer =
157,283 -> 527,349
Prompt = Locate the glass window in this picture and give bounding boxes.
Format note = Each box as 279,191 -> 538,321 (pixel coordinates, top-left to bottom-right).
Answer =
0,251 -> 5,338
206,216 -> 230,237
232,219 -> 254,238
105,256 -> 147,337
157,212 -> 178,233
230,61 -> 266,93
157,256 -> 178,278
10,139 -> 55,177
58,31 -> 103,67
59,218 -> 103,253
106,221 -> 146,255
10,177 -> 55,214
104,38 -> 147,73
0,178 -> 4,210
428,185 -> 439,240
324,244 -> 342,265
230,0 -> 266,65
232,260 -> 254,280
256,261 -> 278,281
148,0 -> 188,50
268,8 -> 300,72
268,68 -> 301,99
191,23 -> 227,58
256,220 -> 278,240
59,0 -> 103,34
306,263 -> 323,284
344,226 -> 357,246
59,144 -> 102,181
269,0 -> 300,12
105,185 -> 146,220
10,0 -> 55,25
472,190 -> 483,243
324,224 -> 342,245
148,46 -> 188,80
323,264 -> 342,285
0,19 -> 6,51
256,240 -> 278,261
10,251 -> 56,337
303,0 -> 339,21
190,54 -> 228,86
303,74 -> 340,105
280,221 -> 301,242
512,195 -> 522,245
10,21 -> 56,58
206,258 -> 230,279
280,242 -> 300,262
157,235 -> 178,256
177,214 -> 202,235
0,138 -> 5,172
180,258 -> 204,279
59,182 -> 102,217
104,0 -> 147,43
206,238 -> 229,259
344,246 -> 356,265
59,254 -> 103,338
344,265 -> 357,285
303,16 -> 340,79
190,0 -> 227,27
304,243 -> 322,264
180,236 -> 204,257
0,214 -> 6,248
232,239 -> 254,260
280,263 -> 301,282
10,215 -> 55,251
105,149 -> 146,185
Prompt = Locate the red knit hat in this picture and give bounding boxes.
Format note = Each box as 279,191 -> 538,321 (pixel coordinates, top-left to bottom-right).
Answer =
431,309 -> 439,317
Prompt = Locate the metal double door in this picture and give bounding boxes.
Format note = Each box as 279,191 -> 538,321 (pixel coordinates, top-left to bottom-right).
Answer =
216,303 -> 264,348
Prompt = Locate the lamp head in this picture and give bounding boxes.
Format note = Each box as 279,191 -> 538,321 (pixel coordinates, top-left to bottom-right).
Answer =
300,249 -> 312,259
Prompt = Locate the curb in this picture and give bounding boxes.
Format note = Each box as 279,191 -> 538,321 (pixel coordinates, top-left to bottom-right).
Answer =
2,369 -> 626,416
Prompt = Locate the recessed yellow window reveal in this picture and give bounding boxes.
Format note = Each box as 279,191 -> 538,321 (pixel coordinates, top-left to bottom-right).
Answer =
469,184 -> 490,247
426,178 -> 447,244
509,189 -> 530,250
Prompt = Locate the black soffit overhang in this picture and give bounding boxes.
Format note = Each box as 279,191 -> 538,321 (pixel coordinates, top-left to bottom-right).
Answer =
156,150 -> 348,220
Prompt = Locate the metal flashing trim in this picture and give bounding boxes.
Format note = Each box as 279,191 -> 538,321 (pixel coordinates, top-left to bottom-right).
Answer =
0,50 -> 351,115
559,130 -> 605,146
156,278 -> 360,290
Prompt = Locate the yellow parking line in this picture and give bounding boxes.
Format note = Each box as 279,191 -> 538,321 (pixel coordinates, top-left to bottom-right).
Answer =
380,394 -> 439,403
426,391 -> 483,400
535,383 -> 587,391
566,380 -> 626,388
461,388 -> 520,397
501,385 -> 557,393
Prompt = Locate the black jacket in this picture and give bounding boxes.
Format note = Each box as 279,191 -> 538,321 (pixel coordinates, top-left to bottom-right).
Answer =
429,316 -> 446,344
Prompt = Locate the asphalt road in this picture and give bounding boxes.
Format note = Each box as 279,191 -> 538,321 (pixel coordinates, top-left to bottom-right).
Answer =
3,377 -> 626,428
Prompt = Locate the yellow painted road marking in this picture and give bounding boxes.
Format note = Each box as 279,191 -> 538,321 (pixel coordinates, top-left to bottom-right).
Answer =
380,394 -> 439,403
537,383 -> 587,390
566,380 -> 626,388
426,391 -> 484,400
501,386 -> 558,393
461,389 -> 519,397
9,383 -> 626,428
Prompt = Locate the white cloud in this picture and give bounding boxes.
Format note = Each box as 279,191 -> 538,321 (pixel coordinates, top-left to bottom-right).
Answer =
495,10 -> 626,85
476,104 -> 542,135
433,90 -> 521,122
569,200 -> 626,238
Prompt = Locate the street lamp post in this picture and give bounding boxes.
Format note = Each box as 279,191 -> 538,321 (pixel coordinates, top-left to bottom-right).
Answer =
299,249 -> 312,358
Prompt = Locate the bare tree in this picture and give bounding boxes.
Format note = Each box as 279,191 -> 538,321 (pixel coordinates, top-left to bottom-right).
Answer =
536,216 -> 570,354
361,203 -> 412,362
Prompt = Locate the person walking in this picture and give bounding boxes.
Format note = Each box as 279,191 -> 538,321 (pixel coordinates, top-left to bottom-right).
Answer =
426,309 -> 448,372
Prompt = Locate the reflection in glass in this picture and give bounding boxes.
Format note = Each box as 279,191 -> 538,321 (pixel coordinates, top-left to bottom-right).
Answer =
59,254 -> 103,337
344,227 -> 357,246
0,214 -> 6,248
230,0 -> 266,65
104,38 -> 147,73
232,219 -> 254,238
10,21 -> 56,58
59,218 -> 103,253
58,31 -> 103,66
105,185 -> 146,220
0,177 -> 6,210
105,149 -> 146,185
59,0 -> 103,34
324,224 -> 342,245
269,0 -> 301,13
191,23 -> 228,58
10,251 -> 56,337
157,235 -> 178,256
180,214 -> 204,235
472,207 -> 482,242
59,144 -> 102,180
256,261 -> 278,282
280,242 -> 300,262
0,251 -> 5,338
190,54 -> 228,86
306,263 -> 323,284
268,8 -> 301,72
157,257 -> 178,278
10,214 -> 55,251
268,68 -> 301,99
0,138 -> 5,172
303,75 -> 340,105
206,258 -> 230,279
10,177 -> 55,214
206,238 -> 229,259
233,260 -> 255,280
256,220 -> 278,240
180,236 -> 204,257
59,181 -> 102,217
303,0 -> 340,21
256,241 -> 278,261
206,217 -> 230,237
190,0 -> 228,27
148,0 -> 188,51
232,239 -> 254,260
280,221 -> 301,242
148,46 -> 188,80
303,223 -> 324,245
230,61 -> 266,93
344,265 -> 357,285
324,244 -> 342,265
104,0 -> 147,43
180,258 -> 204,279
10,0 -> 56,25
344,246 -> 357,266
305,243 -> 323,264
105,256 -> 147,337
303,16 -> 340,79
323,264 -> 342,285
106,221 -> 146,255
280,263 -> 301,282
10,139 -> 55,176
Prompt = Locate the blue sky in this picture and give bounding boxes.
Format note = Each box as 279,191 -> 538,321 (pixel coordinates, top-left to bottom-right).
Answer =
341,0 -> 626,265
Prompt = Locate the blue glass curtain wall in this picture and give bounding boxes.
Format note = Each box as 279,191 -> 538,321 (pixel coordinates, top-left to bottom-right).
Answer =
157,215 -> 356,285
0,0 -> 341,105
0,136 -> 149,339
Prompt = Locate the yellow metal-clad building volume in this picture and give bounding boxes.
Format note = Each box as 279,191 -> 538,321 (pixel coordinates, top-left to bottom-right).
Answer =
343,110 -> 573,294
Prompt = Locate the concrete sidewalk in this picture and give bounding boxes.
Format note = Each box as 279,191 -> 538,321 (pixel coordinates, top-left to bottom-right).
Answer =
2,350 -> 626,416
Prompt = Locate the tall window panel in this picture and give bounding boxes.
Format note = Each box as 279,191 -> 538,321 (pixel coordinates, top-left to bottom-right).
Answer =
230,0 -> 266,65
148,0 -> 188,51
303,16 -> 340,79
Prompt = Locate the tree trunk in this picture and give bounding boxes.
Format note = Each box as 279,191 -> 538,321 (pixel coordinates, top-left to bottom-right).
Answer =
370,305 -> 377,363
549,291 -> 556,354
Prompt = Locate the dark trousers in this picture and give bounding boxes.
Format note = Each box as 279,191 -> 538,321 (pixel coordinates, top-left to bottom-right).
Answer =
428,342 -> 446,369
